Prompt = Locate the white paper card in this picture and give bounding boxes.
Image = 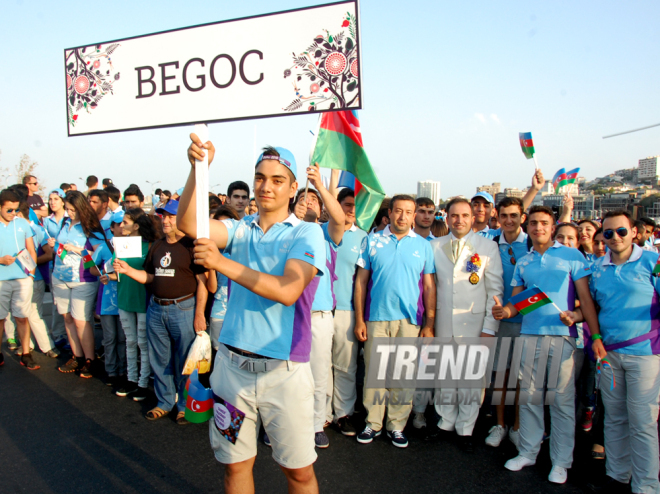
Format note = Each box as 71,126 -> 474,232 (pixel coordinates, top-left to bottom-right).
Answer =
114,236 -> 143,258
104,259 -> 115,273
16,249 -> 36,272
195,123 -> 210,239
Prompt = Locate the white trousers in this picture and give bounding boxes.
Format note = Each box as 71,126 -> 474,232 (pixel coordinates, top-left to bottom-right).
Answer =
326,310 -> 359,422
310,311 -> 334,432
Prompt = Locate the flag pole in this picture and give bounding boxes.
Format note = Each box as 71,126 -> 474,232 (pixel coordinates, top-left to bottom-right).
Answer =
532,155 -> 539,171
304,115 -> 323,203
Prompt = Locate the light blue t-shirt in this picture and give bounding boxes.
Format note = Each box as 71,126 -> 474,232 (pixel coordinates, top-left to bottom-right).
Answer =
589,245 -> 660,356
497,230 -> 531,324
52,221 -> 105,283
312,222 -> 340,312
44,214 -> 65,239
357,226 -> 435,326
218,213 -> 326,362
512,241 -> 591,336
210,265 -> 229,320
0,218 -> 35,281
29,221 -> 49,283
477,227 -> 500,240
334,224 -> 367,311
92,244 -> 119,316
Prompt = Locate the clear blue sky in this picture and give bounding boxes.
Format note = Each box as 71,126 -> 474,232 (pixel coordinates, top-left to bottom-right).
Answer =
1,0 -> 658,199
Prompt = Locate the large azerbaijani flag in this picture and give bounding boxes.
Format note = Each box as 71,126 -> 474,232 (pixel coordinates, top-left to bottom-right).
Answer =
509,285 -> 553,315
519,132 -> 535,159
552,167 -> 580,193
310,110 -> 386,231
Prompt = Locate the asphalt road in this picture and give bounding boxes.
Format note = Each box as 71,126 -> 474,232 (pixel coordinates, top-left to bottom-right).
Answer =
1,299 -> 604,494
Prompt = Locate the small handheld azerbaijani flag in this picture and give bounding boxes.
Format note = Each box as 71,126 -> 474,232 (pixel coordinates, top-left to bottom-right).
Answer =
509,285 -> 553,315
54,242 -> 67,261
552,167 -> 580,193
81,249 -> 95,270
519,132 -> 535,159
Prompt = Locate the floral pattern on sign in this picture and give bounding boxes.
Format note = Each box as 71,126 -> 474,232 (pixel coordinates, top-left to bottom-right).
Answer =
283,12 -> 359,112
65,43 -> 121,126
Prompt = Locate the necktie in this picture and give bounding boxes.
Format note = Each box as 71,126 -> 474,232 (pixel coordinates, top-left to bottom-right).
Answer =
453,239 -> 463,262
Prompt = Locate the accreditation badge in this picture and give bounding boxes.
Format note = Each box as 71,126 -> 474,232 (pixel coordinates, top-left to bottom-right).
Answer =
213,393 -> 246,445
469,272 -> 480,285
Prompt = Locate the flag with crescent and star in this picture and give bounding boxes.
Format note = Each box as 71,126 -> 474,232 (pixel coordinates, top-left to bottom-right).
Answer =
184,369 -> 214,423
519,132 -> 535,159
509,285 -> 553,315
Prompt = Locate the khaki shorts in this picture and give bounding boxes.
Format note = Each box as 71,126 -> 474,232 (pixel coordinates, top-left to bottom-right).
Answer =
52,277 -> 98,322
209,346 -> 317,469
0,277 -> 33,319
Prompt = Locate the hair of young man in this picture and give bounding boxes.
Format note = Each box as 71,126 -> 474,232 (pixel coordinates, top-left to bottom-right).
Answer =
337,187 -> 355,204
604,210 -> 634,228
389,194 -> 416,212
496,196 -> 525,215
373,207 -> 389,229
22,175 -> 36,185
0,189 -> 21,207
89,189 -> 109,203
527,205 -> 556,223
64,191 -> 104,238
295,188 -> 324,211
415,197 -> 435,209
123,185 -> 144,202
105,186 -> 121,204
60,183 -> 70,191
227,180 -> 250,198
445,197 -> 472,214
86,175 -> 98,187
154,188 -> 162,195
17,200 -> 30,220
640,216 -> 656,228
213,204 -> 241,221
634,219 -> 646,232
123,208 -> 159,242
255,146 -> 296,184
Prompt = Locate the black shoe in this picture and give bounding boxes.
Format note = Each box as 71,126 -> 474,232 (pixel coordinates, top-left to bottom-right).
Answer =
20,352 -> 41,370
458,435 -> 474,454
337,416 -> 357,436
106,376 -> 117,387
116,381 -> 138,397
424,425 -> 449,442
79,359 -> 94,379
132,387 -> 148,402
586,476 -> 630,493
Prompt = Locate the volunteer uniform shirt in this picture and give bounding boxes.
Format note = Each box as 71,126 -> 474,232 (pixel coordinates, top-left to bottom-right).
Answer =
210,268 -> 229,320
144,236 -> 206,299
512,241 -> 591,337
498,230 -> 530,324
52,221 -> 104,283
334,224 -> 367,311
29,221 -> 50,283
311,222 -> 339,312
589,245 -> 660,355
92,244 -> 119,316
357,225 -> 435,326
218,214 -> 326,362
44,214 -> 65,239
0,218 -> 34,281
477,226 -> 500,240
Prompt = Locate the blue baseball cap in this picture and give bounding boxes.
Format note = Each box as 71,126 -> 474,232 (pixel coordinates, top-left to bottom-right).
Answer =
156,199 -> 179,216
111,210 -> 125,224
50,188 -> 65,199
255,147 -> 298,180
471,191 -> 494,204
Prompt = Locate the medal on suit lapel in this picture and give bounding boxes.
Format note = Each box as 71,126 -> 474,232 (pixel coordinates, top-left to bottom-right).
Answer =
467,253 -> 481,284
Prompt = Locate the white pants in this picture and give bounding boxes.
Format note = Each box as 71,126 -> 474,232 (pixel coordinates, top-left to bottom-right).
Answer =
310,311 -> 334,432
601,351 -> 660,494
119,310 -> 150,388
327,310 -> 359,422
518,336 -> 576,468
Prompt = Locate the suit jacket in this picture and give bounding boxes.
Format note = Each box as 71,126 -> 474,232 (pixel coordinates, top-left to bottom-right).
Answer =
431,230 -> 504,337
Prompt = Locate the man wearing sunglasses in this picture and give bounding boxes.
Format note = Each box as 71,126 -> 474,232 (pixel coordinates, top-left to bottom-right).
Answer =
22,175 -> 47,220
576,210 -> 660,494
486,197 -> 532,448
492,205 -> 600,484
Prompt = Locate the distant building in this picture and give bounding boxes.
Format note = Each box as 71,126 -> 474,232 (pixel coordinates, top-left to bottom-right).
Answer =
494,187 -> 525,205
638,157 -> 660,184
476,182 -> 501,197
417,180 -> 441,206
543,194 -> 597,220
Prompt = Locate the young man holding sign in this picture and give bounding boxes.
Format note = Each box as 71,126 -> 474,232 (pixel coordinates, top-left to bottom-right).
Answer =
179,135 -> 326,494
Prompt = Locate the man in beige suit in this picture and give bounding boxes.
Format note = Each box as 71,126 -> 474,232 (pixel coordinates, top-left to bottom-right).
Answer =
426,197 -> 503,452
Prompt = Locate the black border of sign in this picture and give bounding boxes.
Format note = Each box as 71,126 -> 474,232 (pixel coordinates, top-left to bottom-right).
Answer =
65,0 -> 361,138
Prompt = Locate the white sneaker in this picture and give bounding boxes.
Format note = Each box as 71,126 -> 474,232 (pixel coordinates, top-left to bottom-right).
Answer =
504,455 -> 536,471
485,425 -> 508,447
412,412 -> 427,429
548,466 -> 567,484
509,428 -> 520,450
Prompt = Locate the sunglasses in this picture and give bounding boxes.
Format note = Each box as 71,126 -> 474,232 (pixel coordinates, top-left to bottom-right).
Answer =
603,227 -> 628,240
4,209 -> 17,213
27,182 -> 37,186
508,246 -> 516,265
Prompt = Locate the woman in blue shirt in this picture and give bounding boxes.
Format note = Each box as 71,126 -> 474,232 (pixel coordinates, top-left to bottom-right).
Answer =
47,191 -> 108,379
43,188 -> 67,346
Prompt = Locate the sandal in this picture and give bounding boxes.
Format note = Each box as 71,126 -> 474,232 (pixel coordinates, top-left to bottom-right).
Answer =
176,411 -> 189,425
145,407 -> 168,421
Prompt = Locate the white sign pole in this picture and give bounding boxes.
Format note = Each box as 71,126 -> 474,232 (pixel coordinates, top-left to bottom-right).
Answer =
194,123 -> 210,239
